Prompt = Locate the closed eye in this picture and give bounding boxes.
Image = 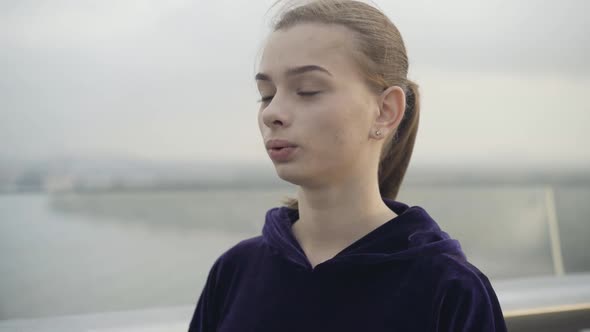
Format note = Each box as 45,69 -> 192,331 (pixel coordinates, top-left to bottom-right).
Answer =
257,91 -> 320,104
258,96 -> 273,103
297,91 -> 320,97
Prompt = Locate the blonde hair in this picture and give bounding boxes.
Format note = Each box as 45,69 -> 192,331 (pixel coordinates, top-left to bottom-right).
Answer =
267,0 -> 420,209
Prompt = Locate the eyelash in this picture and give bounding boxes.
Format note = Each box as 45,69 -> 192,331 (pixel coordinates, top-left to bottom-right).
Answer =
257,91 -> 320,104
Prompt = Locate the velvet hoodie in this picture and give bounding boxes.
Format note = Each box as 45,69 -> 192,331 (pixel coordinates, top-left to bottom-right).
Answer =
188,198 -> 507,331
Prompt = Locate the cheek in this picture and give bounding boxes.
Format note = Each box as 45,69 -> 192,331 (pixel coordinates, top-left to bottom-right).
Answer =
310,102 -> 365,154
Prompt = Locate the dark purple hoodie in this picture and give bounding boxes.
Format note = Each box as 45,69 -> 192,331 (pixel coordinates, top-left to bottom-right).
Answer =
188,198 -> 507,331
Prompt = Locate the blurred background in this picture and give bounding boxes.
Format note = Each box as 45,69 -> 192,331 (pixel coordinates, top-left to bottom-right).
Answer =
0,0 -> 589,331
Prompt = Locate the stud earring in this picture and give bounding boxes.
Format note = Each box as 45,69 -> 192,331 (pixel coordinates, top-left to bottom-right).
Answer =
375,129 -> 382,136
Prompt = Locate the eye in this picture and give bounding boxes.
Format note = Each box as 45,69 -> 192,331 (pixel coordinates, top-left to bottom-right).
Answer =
257,91 -> 320,105
298,91 -> 320,97
257,96 -> 274,104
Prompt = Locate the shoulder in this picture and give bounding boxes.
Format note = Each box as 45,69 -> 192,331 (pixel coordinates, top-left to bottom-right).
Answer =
420,252 -> 497,305
224,235 -> 267,259
212,235 -> 267,271
435,253 -> 492,288
426,253 -> 507,331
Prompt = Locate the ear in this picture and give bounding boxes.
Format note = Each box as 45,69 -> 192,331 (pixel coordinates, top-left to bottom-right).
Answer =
373,85 -> 406,138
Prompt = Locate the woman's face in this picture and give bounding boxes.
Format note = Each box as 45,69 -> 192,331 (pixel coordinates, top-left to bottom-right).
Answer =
256,23 -> 381,188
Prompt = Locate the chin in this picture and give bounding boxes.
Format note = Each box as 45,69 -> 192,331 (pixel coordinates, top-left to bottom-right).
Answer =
273,162 -> 309,186
273,162 -> 332,188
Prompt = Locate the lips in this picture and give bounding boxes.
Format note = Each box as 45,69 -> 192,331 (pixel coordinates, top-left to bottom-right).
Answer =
265,139 -> 298,162
265,139 -> 298,150
267,146 -> 298,162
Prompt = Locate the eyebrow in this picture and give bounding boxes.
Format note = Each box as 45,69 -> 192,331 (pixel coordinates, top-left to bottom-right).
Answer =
255,65 -> 332,81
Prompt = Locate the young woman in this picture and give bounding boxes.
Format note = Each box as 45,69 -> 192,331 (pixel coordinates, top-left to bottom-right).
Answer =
189,1 -> 507,331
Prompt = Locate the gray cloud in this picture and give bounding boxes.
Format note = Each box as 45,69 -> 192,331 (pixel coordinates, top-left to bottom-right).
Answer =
0,0 -> 588,167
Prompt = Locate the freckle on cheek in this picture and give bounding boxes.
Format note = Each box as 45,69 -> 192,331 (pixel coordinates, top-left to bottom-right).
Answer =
332,129 -> 348,146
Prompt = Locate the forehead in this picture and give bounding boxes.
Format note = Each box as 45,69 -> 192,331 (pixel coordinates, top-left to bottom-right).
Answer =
259,23 -> 361,79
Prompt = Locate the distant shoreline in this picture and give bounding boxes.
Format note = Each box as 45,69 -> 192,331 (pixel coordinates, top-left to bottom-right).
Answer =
1,162 -> 589,195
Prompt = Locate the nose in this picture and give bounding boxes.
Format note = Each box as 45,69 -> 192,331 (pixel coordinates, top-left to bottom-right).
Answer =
260,94 -> 291,129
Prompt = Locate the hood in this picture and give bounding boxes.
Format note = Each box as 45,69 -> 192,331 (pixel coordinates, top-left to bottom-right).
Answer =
261,198 -> 465,270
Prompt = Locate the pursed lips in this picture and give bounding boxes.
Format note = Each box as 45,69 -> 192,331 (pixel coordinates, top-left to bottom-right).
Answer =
265,139 -> 298,150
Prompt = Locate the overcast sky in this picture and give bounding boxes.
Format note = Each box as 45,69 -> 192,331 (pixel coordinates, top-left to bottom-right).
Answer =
1,0 -> 589,169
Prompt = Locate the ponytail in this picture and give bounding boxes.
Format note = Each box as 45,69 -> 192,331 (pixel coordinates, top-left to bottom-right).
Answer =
378,80 -> 420,200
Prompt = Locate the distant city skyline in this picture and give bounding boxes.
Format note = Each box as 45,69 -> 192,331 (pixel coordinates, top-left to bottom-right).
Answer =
1,0 -> 589,168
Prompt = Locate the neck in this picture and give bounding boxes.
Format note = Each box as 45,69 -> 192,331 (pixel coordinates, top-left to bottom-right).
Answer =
292,174 -> 397,258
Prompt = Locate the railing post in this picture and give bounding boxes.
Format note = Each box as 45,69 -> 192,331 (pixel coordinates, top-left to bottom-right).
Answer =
545,186 -> 565,276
